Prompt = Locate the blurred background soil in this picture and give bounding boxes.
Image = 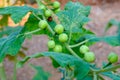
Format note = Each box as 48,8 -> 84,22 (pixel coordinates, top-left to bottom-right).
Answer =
3,0 -> 120,80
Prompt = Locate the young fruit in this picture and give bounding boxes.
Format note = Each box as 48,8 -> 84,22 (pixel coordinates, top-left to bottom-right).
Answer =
47,40 -> 55,49
53,1 -> 60,9
59,33 -> 68,42
53,45 -> 62,52
84,52 -> 95,63
79,45 -> 89,54
38,20 -> 48,29
45,10 -> 52,17
108,52 -> 118,63
54,24 -> 64,34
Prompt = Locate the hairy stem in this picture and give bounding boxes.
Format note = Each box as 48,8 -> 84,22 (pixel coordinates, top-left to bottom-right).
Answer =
65,43 -> 82,60
93,72 -> 97,80
69,37 -> 95,48
32,12 -> 41,20
13,57 -> 17,80
24,28 -> 41,35
43,16 -> 55,35
0,62 -> 7,80
94,64 -> 120,73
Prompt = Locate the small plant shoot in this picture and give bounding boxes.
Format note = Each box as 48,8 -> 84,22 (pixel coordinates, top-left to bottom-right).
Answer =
0,0 -> 120,80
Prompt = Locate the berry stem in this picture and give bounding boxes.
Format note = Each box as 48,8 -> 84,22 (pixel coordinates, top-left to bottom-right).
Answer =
94,64 -> 120,73
0,62 -> 7,80
42,16 -> 55,35
69,37 -> 95,48
32,12 -> 41,20
65,43 -> 82,60
103,62 -> 112,68
17,28 -> 41,37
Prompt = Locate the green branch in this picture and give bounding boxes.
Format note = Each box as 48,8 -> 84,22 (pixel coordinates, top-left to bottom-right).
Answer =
93,64 -> 120,73
65,43 -> 82,60
17,28 -> 41,37
0,62 -> 7,80
69,37 -> 95,48
13,57 -> 17,80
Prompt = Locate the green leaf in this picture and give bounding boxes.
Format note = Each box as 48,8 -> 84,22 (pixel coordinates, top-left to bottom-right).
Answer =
0,15 -> 8,27
31,64 -> 51,80
105,19 -> 120,32
64,1 -> 91,16
0,27 -> 25,62
17,52 -> 90,80
57,2 -> 91,42
101,72 -> 120,80
0,26 -> 22,37
0,6 -> 39,23
57,7 -> 90,33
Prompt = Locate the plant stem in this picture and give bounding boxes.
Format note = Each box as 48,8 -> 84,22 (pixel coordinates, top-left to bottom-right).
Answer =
93,72 -> 97,80
32,12 -> 41,21
13,57 -> 17,80
65,43 -> 82,60
0,62 -> 7,80
36,0 -> 41,7
69,37 -> 95,48
17,28 -> 41,37
94,64 -> 120,73
68,28 -> 72,44
24,28 -> 41,35
43,16 -> 55,35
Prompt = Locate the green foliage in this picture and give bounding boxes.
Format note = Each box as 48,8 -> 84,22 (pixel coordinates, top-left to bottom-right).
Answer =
0,26 -> 22,37
57,2 -> 91,42
17,52 -> 90,80
102,72 -> 120,80
31,64 -> 51,80
0,15 -> 8,27
0,6 -> 39,23
0,0 -> 120,80
0,27 -> 25,62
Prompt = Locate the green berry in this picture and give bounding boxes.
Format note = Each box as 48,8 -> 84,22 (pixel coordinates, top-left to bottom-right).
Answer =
84,52 -> 95,63
53,45 -> 62,52
79,45 -> 89,54
53,1 -> 60,9
47,40 -> 55,48
108,52 -> 118,63
54,24 -> 64,34
45,10 -> 52,17
59,33 -> 68,42
38,20 -> 48,29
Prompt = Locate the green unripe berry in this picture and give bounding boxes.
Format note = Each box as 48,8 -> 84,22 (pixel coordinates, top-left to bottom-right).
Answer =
53,45 -> 62,52
53,1 -> 60,9
108,52 -> 118,63
79,45 -> 89,54
38,20 -> 48,29
84,52 -> 95,63
47,40 -> 55,49
45,10 -> 52,17
59,33 -> 68,42
54,24 -> 64,34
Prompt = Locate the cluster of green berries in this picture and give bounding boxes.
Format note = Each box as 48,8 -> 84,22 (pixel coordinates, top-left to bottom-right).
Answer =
79,45 -> 119,64
47,24 -> 68,53
79,45 -> 95,63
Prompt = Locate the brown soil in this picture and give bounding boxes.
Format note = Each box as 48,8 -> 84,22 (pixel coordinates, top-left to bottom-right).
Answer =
4,1 -> 120,80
